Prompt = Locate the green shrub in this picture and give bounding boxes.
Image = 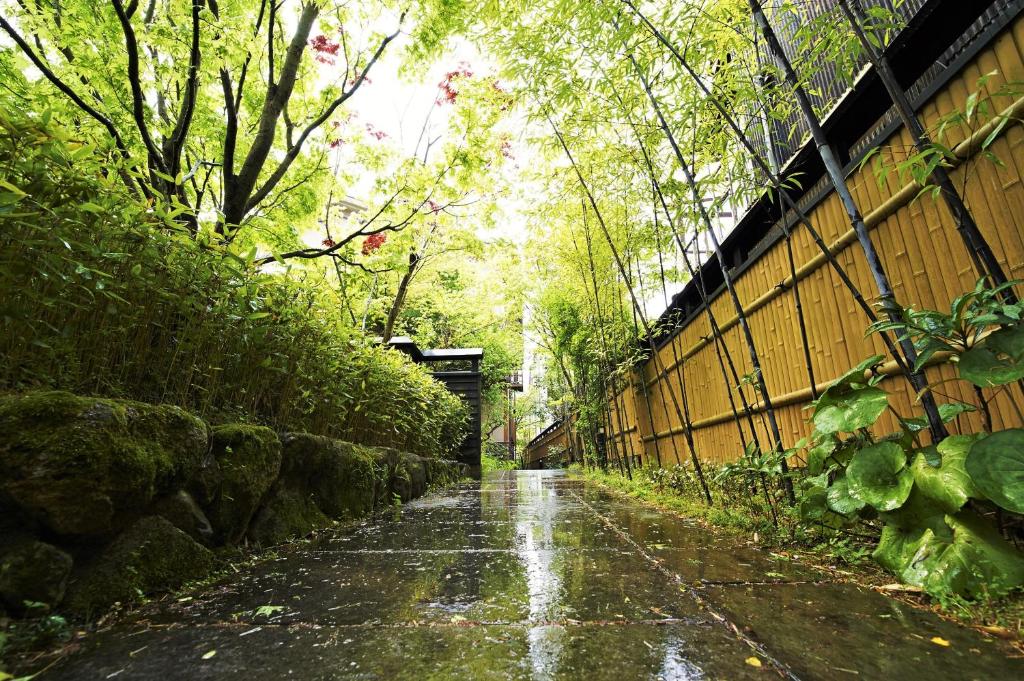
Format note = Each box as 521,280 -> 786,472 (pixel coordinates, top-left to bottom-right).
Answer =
0,103 -> 467,458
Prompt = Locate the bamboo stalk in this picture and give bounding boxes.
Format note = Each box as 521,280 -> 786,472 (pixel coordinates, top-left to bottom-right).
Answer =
604,69 -> 761,456
575,212 -> 629,477
625,254 -> 665,468
620,0 -> 923,403
749,0 -> 947,442
549,113 -> 713,503
625,50 -> 796,503
839,0 -> 1016,304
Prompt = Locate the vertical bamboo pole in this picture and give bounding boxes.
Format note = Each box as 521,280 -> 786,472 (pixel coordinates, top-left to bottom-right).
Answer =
604,73 -> 766,454
622,255 -> 665,468
748,0 -> 947,442
646,201 -> 692,468
625,50 -> 796,503
629,252 -> 667,468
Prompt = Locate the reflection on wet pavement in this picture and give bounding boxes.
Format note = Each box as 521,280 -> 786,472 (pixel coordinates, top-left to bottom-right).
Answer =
41,470 -> 1024,680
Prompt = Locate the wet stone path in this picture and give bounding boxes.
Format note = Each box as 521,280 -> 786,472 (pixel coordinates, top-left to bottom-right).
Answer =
45,471 -> 1023,679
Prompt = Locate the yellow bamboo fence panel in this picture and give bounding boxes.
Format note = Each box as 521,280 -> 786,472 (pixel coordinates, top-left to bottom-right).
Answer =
599,15 -> 1024,469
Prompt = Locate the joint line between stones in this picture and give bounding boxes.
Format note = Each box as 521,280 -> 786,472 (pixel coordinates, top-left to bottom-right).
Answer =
570,491 -> 802,681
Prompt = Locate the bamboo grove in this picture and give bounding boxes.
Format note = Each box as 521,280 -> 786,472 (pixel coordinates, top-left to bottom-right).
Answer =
498,0 -> 1024,598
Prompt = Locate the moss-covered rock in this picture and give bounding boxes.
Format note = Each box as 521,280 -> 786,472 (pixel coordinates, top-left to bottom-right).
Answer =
245,434 -> 386,545
0,391 -> 208,537
380,449 -> 428,503
63,516 -> 212,618
284,434 -> 385,517
0,539 -> 73,614
424,459 -> 463,487
190,424 -> 281,545
311,440 -> 386,519
245,482 -> 331,546
148,490 -> 214,546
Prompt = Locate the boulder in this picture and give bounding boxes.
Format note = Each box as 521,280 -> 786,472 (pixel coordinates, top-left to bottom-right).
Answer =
245,434 -> 384,545
190,424 -> 281,545
63,516 -> 212,618
381,449 -> 428,503
0,539 -> 73,614
0,391 -> 208,538
149,490 -> 214,546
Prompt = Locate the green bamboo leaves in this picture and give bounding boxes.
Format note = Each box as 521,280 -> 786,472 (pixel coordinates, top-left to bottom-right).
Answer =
959,326 -> 1024,387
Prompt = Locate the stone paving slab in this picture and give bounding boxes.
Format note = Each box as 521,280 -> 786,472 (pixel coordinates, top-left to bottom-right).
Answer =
26,470 -> 1024,680
701,581 -> 1024,679
652,545 -> 821,584
149,546 -> 705,627
41,621 -> 766,680
315,516 -> 624,552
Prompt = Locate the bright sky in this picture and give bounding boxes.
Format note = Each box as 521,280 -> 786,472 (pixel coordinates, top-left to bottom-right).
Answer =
341,34 -> 533,246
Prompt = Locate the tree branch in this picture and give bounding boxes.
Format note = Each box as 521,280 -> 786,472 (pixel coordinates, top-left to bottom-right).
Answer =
254,186 -> 431,267
165,0 -> 205,178
243,15 -> 405,215
220,69 -> 238,177
0,12 -> 149,198
111,0 -> 167,175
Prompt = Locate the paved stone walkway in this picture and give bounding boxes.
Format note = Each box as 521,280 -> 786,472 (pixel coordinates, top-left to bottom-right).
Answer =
41,471 -> 1023,679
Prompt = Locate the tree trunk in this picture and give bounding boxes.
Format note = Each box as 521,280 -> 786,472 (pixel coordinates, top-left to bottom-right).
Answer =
381,252 -> 420,343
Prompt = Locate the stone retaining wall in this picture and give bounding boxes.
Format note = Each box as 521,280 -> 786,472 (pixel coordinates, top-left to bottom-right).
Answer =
0,391 -> 463,619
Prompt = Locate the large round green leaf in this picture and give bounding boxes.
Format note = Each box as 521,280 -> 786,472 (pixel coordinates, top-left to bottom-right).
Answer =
826,473 -> 865,515
873,523 -> 930,575
880,487 -> 949,533
958,326 -> 1024,387
846,442 -> 913,511
965,429 -> 1024,513
901,511 -> 1024,598
910,435 -> 982,513
812,385 -> 889,434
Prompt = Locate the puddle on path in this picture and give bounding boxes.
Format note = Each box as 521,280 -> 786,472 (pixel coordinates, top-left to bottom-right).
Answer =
34,470 -> 1024,680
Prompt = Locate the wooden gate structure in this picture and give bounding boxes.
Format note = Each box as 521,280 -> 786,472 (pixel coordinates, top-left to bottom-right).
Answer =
389,337 -> 484,475
526,0 -> 1024,470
